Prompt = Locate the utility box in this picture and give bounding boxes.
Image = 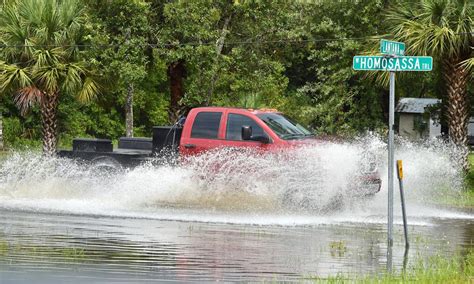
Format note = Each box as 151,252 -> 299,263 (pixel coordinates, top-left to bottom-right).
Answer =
72,138 -> 113,152
118,137 -> 152,150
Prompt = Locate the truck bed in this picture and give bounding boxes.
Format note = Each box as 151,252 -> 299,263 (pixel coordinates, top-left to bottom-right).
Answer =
58,148 -> 153,168
57,127 -> 182,168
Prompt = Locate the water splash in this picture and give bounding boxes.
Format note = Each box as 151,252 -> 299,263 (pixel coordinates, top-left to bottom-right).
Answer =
0,135 -> 469,225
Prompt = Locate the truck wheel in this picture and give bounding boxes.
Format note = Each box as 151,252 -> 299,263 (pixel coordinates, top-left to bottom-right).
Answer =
91,156 -> 122,173
320,193 -> 345,213
282,189 -> 345,214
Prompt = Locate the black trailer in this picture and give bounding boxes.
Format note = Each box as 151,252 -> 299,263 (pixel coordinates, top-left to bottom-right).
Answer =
58,126 -> 182,168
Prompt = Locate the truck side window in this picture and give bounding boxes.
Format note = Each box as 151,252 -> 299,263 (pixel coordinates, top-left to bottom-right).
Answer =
191,112 -> 222,139
226,114 -> 265,140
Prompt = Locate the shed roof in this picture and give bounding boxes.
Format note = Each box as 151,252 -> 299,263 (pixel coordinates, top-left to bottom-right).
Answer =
395,98 -> 441,114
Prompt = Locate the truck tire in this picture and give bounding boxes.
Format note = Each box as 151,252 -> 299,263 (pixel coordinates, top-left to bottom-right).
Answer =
320,193 -> 345,213
91,156 -> 122,173
282,189 -> 345,214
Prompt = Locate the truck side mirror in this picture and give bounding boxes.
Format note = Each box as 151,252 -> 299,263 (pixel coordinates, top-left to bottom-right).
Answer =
241,125 -> 252,140
242,126 -> 270,143
253,135 -> 270,144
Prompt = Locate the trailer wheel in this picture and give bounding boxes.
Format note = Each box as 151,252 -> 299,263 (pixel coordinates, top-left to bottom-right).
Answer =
91,156 -> 122,173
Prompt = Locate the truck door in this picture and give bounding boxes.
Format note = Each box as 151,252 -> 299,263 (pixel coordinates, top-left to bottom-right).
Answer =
221,113 -> 271,151
180,111 -> 224,156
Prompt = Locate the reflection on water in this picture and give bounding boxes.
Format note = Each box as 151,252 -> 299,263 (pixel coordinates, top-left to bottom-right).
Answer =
0,209 -> 472,282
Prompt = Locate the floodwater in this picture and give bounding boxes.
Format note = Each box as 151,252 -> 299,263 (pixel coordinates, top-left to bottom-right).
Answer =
0,137 -> 473,282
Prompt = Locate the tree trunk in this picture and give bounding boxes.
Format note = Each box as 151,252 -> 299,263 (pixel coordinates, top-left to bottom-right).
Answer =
125,83 -> 134,137
205,14 -> 232,106
41,93 -> 59,157
443,59 -> 470,171
168,60 -> 186,122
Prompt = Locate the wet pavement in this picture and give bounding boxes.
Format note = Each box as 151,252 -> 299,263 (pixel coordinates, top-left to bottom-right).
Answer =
0,207 -> 472,282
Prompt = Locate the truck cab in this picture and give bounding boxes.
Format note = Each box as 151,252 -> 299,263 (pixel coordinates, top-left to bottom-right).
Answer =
179,107 -> 313,156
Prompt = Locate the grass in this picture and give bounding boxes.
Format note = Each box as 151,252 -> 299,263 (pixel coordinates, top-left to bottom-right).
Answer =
441,190 -> 474,209
465,154 -> 474,191
437,153 -> 474,209
309,249 -> 474,283
449,153 -> 474,208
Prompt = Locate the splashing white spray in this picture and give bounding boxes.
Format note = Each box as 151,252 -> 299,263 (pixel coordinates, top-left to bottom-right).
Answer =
0,135 -> 469,225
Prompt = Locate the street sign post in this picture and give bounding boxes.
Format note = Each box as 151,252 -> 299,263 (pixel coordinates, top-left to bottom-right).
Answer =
353,40 -> 432,272
353,56 -> 432,71
380,39 -> 405,56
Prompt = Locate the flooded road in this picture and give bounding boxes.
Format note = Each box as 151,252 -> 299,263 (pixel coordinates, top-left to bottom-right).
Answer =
1,207 -> 472,282
0,140 -> 472,282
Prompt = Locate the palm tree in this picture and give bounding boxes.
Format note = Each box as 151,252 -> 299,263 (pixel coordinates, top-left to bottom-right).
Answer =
0,0 -> 99,156
387,0 -> 473,170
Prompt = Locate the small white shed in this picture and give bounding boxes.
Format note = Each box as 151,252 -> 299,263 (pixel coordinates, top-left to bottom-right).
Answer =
395,98 -> 441,140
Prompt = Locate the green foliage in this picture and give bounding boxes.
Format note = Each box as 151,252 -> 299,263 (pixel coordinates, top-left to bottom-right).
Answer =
149,0 -> 293,110
0,93 -> 41,149
0,0 -> 100,153
87,0 -> 149,90
467,154 -> 474,191
57,97 -> 125,145
3,117 -> 41,149
0,0 -> 99,102
432,153 -> 474,209
387,0 -> 472,59
0,0 -> 470,148
291,0 -> 387,135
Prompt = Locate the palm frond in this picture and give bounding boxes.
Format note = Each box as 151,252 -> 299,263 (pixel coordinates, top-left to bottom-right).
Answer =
387,0 -> 472,60
36,67 -> 59,93
0,62 -> 33,93
460,56 -> 474,71
77,77 -> 100,103
14,85 -> 43,115
60,0 -> 84,30
62,62 -> 84,95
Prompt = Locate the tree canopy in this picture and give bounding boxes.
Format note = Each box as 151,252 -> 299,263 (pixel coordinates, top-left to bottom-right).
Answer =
0,0 -> 472,149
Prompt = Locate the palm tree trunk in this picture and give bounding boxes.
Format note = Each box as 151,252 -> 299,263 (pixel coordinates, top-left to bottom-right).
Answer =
125,83 -> 134,137
444,59 -> 470,171
41,93 -> 59,156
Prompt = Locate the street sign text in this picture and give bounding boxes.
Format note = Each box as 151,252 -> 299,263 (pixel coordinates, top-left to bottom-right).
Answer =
353,56 -> 432,71
380,39 -> 405,56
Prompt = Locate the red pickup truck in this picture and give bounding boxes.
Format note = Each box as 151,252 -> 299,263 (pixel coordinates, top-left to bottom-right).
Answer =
59,107 -> 381,196
179,107 -> 313,155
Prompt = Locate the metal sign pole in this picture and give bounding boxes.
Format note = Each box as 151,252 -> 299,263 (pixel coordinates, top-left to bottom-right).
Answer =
353,39 -> 431,273
387,71 -> 395,271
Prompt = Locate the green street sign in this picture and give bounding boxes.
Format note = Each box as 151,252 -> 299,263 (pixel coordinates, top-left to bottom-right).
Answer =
353,56 -> 432,71
380,39 -> 405,56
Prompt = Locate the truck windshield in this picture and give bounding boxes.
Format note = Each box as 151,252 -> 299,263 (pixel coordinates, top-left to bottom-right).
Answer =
256,113 -> 313,140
